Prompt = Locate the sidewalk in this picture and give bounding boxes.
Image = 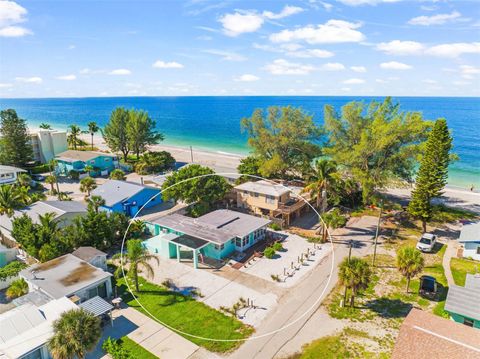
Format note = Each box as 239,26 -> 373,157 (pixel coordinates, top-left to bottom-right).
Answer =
442,240 -> 458,288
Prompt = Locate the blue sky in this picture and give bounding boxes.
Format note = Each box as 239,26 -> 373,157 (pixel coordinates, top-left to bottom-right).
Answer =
0,0 -> 479,97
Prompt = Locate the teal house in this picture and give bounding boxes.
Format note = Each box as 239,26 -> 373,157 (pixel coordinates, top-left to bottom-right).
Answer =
55,150 -> 118,176
144,209 -> 270,268
445,273 -> 480,329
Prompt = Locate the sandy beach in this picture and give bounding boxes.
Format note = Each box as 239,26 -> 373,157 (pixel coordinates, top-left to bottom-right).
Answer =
80,133 -> 480,213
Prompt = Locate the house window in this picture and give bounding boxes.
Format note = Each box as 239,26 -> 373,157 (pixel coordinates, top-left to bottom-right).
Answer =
242,236 -> 249,247
265,195 -> 275,204
231,239 -> 235,244
235,237 -> 242,247
214,244 -> 224,251
464,318 -> 474,327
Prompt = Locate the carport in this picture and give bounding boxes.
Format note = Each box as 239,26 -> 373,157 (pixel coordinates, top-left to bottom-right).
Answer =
170,234 -> 210,269
79,296 -> 114,326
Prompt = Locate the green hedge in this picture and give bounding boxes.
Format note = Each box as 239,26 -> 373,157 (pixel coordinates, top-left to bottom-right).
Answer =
0,261 -> 27,281
29,164 -> 51,174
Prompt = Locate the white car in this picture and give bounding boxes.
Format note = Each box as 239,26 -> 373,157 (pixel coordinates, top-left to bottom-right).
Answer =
416,233 -> 437,253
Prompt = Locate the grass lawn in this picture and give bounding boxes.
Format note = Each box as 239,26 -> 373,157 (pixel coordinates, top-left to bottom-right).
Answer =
120,337 -> 157,359
116,276 -> 253,353
450,257 -> 480,286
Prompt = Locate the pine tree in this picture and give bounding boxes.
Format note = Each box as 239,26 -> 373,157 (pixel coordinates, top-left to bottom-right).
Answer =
408,119 -> 453,232
0,109 -> 33,167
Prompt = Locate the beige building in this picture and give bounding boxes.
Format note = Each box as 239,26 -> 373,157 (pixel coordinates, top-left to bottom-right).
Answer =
30,129 -> 68,163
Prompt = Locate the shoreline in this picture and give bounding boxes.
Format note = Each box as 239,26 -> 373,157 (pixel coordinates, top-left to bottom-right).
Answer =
78,132 -> 480,210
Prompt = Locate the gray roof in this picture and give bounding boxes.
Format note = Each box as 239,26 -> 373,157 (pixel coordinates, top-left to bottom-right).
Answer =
235,180 -> 290,197
79,296 -> 113,316
91,180 -> 158,207
20,254 -> 112,299
458,222 -> 480,243
444,284 -> 480,321
72,247 -> 106,262
151,209 -> 270,245
0,200 -> 87,233
0,165 -> 26,175
465,274 -> 480,289
12,290 -> 52,307
56,150 -> 116,163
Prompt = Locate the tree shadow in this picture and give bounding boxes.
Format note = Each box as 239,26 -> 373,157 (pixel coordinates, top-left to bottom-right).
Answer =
364,297 -> 413,318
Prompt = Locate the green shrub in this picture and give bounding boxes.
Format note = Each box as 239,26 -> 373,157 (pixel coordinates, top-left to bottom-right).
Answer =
322,208 -> 347,229
102,337 -> 131,359
269,223 -> 281,231
110,169 -> 126,180
0,261 -> 27,281
264,246 -> 276,259
29,164 -> 51,174
272,242 -> 283,251
6,278 -> 28,299
69,170 -> 79,180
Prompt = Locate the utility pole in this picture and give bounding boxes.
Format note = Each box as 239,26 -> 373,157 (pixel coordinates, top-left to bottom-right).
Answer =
190,146 -> 194,163
372,200 -> 384,267
343,240 -> 353,306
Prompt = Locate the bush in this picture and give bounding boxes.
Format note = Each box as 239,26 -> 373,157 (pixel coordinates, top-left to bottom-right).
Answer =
322,208 -> 347,229
110,169 -> 126,180
29,163 -> 51,174
269,223 -> 281,231
6,278 -> 28,299
264,246 -> 276,259
272,242 -> 283,251
0,261 -> 27,281
102,337 -> 131,359
135,151 -> 175,175
69,170 -> 79,180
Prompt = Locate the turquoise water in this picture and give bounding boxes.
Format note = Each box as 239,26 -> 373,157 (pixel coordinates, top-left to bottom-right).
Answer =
0,96 -> 478,189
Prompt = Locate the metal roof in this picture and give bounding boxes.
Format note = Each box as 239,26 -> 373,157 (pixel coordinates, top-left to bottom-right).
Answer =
444,284 -> 480,321
72,246 -> 106,262
0,165 -> 26,174
56,150 -> 116,163
79,296 -> 113,317
235,180 -> 290,197
91,180 -> 159,207
458,222 -> 480,243
171,234 -> 209,250
465,274 -> 480,289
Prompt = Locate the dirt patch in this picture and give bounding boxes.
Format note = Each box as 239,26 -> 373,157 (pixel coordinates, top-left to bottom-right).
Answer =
36,255 -> 67,271
60,262 -> 96,286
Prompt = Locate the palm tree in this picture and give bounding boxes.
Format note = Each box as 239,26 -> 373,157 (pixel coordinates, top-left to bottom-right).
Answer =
109,169 -> 126,181
16,173 -> 32,188
129,219 -> 146,237
338,256 -> 372,307
48,308 -> 101,359
79,176 -> 96,197
67,124 -> 82,150
39,123 -> 52,130
6,278 -> 28,299
396,246 -> 425,293
0,185 -> 21,217
304,159 -> 339,211
83,165 -> 94,175
87,121 -> 99,151
15,186 -> 32,205
125,239 -> 159,292
88,195 -> 105,213
45,174 -> 58,194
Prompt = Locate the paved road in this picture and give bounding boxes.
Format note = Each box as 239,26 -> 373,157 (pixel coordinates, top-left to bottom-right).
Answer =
226,216 -> 379,359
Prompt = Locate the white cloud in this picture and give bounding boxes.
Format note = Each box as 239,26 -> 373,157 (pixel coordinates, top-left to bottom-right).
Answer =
152,60 -> 184,68
68,44 -> 76,50
336,0 -> 401,5
270,19 -> 365,44
263,5 -> 303,20
56,74 -> 76,81
15,76 -> 42,84
459,65 -> 480,79
0,83 -> 13,88
422,79 -> 437,84
280,43 -> 303,51
408,11 -> 462,26
235,74 -> 260,82
380,61 -> 412,70
0,1 -> 32,37
376,40 -> 424,55
343,78 -> 365,84
320,62 -> 345,71
426,42 -> 480,58
453,80 -> 470,86
108,69 -> 131,75
202,49 -> 247,61
219,5 -> 303,37
264,59 -> 315,75
350,66 -> 367,73
286,49 -> 334,58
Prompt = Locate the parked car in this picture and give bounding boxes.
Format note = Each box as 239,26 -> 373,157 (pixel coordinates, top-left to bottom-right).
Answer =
31,174 -> 45,181
416,233 -> 437,252
419,275 -> 438,298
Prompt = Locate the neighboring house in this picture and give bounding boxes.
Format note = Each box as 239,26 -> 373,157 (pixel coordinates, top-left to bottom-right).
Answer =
234,180 -> 311,226
55,150 -> 118,177
0,244 -> 18,267
0,200 -> 87,243
457,222 -> 480,261
0,166 -> 26,185
30,129 -> 68,163
20,253 -> 113,303
72,246 -> 107,271
144,209 -> 270,268
392,308 -> 480,359
0,296 -> 78,359
445,273 -> 480,329
90,180 -> 162,216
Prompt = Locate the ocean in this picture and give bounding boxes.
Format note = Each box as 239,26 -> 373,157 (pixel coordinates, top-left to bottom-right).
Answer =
0,96 -> 478,189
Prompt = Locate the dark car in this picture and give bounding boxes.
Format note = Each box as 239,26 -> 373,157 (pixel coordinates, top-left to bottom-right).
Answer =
31,174 -> 46,181
419,275 -> 438,298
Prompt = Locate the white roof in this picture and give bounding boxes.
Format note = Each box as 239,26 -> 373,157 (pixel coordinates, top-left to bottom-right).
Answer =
0,297 -> 77,358
458,222 -> 480,243
0,165 -> 26,175
235,180 -> 290,197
